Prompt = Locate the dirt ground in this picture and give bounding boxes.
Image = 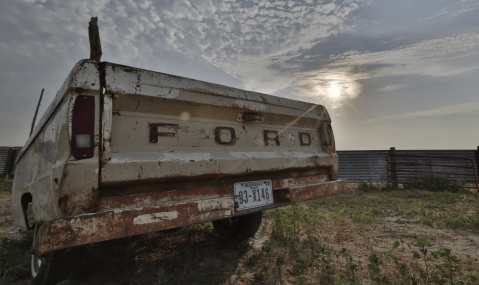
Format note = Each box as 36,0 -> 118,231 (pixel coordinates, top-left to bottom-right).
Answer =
1,182 -> 478,284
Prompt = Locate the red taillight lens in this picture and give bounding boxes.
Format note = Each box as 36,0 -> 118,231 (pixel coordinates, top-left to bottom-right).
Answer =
72,96 -> 95,159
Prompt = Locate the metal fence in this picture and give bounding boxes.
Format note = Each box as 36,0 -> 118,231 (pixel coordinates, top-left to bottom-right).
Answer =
0,147 -> 22,177
337,148 -> 479,184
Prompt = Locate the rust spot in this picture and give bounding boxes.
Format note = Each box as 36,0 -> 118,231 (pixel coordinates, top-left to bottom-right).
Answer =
58,189 -> 99,216
58,194 -> 75,216
112,111 -> 121,116
98,184 -> 232,211
35,179 -> 345,257
35,198 -> 234,256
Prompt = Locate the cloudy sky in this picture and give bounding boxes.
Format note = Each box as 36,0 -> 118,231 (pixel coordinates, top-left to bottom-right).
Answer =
1,0 -> 478,150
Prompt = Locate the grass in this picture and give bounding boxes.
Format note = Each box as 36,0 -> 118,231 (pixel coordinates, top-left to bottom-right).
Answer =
0,179 -> 30,285
255,179 -> 479,284
0,177 -> 13,194
1,177 -> 479,284
0,230 -> 32,284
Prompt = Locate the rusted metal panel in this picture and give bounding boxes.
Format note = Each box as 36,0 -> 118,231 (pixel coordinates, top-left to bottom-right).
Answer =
97,174 -> 329,212
287,180 -> 346,203
272,180 -> 346,204
33,196 -> 234,256
97,183 -> 232,212
33,177 -> 343,256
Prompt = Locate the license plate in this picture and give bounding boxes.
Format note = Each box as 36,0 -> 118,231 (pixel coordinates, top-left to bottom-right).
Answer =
234,180 -> 274,211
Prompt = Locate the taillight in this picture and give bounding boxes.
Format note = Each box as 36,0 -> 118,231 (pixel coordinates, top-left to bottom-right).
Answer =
72,96 -> 95,159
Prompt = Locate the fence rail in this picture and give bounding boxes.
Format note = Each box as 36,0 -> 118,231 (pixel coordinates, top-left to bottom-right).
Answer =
337,148 -> 479,186
386,153 -> 479,192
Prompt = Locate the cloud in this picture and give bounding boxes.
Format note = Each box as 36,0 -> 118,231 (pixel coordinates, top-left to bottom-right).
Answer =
378,84 -> 409,92
0,0 -> 364,146
368,101 -> 479,122
1,0 -> 363,88
328,33 -> 479,78
419,1 -> 479,21
264,32 -> 479,108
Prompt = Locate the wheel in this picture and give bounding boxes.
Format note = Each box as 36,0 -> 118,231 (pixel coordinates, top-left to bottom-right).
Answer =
31,223 -> 83,285
212,211 -> 263,242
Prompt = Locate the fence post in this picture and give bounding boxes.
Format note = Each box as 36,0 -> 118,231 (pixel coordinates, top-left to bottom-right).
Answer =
390,147 -> 398,188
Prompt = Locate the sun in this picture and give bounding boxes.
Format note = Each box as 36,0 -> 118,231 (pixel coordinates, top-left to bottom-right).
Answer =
329,82 -> 340,99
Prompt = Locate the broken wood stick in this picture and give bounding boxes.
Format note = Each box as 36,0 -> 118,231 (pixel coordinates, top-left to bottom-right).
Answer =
89,17 -> 102,61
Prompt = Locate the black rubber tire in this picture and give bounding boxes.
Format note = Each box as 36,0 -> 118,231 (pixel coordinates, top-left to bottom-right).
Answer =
31,224 -> 83,285
212,211 -> 263,242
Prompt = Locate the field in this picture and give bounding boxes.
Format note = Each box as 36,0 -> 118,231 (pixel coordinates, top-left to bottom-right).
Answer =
1,178 -> 479,285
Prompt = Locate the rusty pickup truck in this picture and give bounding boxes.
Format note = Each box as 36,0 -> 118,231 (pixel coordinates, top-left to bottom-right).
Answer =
12,59 -> 346,284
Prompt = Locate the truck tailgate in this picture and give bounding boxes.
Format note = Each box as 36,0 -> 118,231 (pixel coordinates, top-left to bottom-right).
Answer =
100,62 -> 335,190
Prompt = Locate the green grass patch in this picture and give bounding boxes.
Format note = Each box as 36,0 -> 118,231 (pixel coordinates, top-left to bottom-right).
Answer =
0,179 -> 12,194
259,178 -> 479,284
404,174 -> 469,193
0,230 -> 32,284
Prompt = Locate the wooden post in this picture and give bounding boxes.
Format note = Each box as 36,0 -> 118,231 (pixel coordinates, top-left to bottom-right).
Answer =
30,88 -> 44,137
390,147 -> 398,188
89,17 -> 102,61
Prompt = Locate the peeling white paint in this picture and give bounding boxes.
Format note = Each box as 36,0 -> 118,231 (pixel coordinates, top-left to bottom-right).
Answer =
109,152 -> 213,163
133,211 -> 179,225
197,198 -> 234,212
102,95 -> 113,141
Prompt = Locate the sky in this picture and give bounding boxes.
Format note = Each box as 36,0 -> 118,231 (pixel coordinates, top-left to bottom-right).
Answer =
1,0 -> 478,150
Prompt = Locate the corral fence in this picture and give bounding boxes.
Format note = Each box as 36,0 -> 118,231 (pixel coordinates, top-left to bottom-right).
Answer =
337,147 -> 479,192
0,147 -> 22,177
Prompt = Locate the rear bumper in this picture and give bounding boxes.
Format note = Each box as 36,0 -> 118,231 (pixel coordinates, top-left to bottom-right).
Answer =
34,179 -> 346,256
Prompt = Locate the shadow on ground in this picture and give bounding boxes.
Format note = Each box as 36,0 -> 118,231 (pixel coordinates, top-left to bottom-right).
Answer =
72,225 -> 247,285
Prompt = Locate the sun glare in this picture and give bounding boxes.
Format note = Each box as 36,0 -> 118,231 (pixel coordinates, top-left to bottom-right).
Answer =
329,82 -> 340,98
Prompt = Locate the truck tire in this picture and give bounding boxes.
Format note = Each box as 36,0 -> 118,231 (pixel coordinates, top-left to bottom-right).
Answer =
31,224 -> 82,285
212,211 -> 263,242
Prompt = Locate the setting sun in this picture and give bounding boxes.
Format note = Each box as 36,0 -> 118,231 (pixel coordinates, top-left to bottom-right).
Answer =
329,82 -> 340,98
